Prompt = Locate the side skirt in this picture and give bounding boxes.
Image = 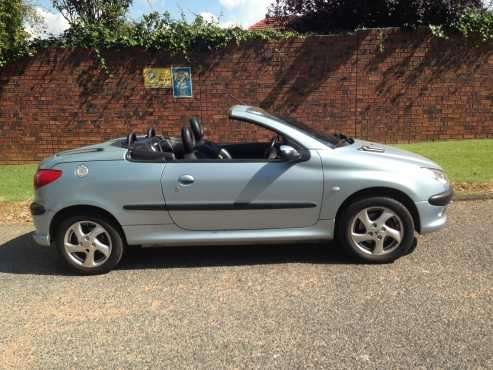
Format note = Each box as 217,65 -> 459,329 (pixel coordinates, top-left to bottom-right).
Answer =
123,219 -> 334,247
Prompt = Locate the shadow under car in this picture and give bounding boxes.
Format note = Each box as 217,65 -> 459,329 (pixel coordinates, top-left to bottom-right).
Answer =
0,231 -> 366,276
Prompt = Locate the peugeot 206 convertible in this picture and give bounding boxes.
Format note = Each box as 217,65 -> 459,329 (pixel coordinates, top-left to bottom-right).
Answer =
31,106 -> 453,274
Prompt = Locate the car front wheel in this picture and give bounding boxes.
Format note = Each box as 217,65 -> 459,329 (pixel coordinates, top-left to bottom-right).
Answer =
336,197 -> 415,263
55,214 -> 124,274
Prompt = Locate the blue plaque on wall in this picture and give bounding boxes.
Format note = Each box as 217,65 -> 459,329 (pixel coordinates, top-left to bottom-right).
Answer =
172,67 -> 193,98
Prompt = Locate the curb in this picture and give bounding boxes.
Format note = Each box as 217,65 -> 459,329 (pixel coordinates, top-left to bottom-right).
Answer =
453,193 -> 493,202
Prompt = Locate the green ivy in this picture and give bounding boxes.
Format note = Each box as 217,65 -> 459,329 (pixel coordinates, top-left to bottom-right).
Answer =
1,8 -> 491,70
7,12 -> 299,72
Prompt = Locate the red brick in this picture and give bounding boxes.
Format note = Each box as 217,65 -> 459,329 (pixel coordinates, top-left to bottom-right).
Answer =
0,29 -> 491,163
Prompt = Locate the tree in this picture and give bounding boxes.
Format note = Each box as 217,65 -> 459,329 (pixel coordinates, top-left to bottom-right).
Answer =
52,0 -> 132,27
268,0 -> 485,33
0,0 -> 29,66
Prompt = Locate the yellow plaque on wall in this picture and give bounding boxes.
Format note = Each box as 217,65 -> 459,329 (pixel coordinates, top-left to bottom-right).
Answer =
143,68 -> 172,88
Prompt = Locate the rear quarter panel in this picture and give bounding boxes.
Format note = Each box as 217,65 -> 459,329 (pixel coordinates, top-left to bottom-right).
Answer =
35,160 -> 171,226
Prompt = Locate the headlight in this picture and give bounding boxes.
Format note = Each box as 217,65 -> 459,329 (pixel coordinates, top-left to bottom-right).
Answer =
421,167 -> 449,185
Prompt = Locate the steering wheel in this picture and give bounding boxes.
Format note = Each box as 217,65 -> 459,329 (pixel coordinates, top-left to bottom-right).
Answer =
148,136 -> 162,152
265,135 -> 280,159
195,141 -> 233,160
218,147 -> 232,159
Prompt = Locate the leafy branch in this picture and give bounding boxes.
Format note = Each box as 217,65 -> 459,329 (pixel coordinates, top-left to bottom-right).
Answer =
431,7 -> 493,42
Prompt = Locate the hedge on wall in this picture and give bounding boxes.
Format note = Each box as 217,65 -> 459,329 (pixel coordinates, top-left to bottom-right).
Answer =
5,12 -> 299,71
1,5 -> 492,70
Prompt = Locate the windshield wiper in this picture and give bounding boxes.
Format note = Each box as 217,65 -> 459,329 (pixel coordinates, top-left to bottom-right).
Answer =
333,132 -> 355,145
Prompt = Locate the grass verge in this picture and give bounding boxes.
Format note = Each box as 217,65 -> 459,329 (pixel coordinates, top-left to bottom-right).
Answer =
0,164 -> 37,202
394,139 -> 493,183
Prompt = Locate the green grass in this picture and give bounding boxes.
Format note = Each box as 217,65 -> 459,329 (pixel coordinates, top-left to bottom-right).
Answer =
0,139 -> 492,202
0,164 -> 37,202
394,139 -> 493,183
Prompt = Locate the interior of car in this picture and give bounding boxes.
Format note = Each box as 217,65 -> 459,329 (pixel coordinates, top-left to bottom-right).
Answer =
124,117 -> 299,162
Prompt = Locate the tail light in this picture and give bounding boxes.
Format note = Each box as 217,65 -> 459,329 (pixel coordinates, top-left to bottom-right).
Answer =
34,169 -> 63,189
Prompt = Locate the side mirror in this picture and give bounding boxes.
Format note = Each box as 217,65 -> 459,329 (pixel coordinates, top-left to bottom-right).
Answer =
279,145 -> 301,161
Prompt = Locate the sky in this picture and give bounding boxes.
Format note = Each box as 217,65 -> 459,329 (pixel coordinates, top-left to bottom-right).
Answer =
32,0 -> 274,36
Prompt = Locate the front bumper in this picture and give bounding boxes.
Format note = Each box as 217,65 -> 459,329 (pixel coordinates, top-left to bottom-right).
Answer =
416,186 -> 453,234
428,187 -> 454,206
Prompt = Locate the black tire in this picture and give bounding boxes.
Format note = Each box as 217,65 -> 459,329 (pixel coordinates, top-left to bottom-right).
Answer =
55,213 -> 125,275
336,197 -> 415,263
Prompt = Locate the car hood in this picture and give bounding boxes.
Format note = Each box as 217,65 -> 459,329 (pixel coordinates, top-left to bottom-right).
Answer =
337,139 -> 442,170
39,139 -> 127,168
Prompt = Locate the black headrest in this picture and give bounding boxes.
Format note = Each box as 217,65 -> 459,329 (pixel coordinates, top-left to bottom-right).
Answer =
147,127 -> 156,138
127,132 -> 137,148
190,117 -> 204,142
181,127 -> 195,153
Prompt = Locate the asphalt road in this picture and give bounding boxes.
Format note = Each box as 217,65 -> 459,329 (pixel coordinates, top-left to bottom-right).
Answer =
0,200 -> 492,369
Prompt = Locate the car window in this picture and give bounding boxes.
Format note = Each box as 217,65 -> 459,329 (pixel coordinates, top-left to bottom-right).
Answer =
215,118 -> 275,144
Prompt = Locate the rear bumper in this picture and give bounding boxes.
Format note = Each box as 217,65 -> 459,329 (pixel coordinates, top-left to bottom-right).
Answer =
32,231 -> 50,246
30,202 -> 46,215
31,202 -> 52,247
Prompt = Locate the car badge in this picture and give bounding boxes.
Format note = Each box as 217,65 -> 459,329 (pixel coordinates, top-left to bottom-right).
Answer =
359,144 -> 385,153
75,165 -> 89,177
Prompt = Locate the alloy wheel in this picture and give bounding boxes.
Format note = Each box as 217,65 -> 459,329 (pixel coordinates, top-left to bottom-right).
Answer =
63,221 -> 112,268
350,206 -> 404,256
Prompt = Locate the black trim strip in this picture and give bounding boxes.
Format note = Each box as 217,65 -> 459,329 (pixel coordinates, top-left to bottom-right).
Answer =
124,204 -> 167,211
429,187 -> 454,206
30,202 -> 45,216
124,202 -> 317,211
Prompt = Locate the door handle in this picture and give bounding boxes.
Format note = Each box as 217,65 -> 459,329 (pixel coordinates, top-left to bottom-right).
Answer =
178,174 -> 194,185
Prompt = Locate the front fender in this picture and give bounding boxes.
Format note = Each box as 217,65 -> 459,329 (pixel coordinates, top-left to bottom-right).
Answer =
318,151 -> 447,221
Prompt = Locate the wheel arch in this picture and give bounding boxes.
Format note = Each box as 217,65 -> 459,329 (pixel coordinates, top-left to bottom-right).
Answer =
335,187 -> 421,232
49,205 -> 127,244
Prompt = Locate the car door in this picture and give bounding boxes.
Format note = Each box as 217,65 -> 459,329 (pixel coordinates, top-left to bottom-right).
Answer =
160,151 -> 323,231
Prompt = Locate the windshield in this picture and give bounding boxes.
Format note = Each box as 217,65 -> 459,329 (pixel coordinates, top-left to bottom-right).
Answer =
278,116 -> 343,145
241,107 -> 353,146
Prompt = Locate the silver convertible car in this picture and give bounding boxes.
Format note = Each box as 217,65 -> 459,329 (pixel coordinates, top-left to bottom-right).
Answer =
31,105 -> 453,274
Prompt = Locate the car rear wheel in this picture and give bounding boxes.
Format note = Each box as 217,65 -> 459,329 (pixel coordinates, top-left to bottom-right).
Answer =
336,197 -> 415,263
55,214 -> 124,274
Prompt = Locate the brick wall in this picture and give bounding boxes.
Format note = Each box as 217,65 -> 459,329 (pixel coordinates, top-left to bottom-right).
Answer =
0,28 -> 492,163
